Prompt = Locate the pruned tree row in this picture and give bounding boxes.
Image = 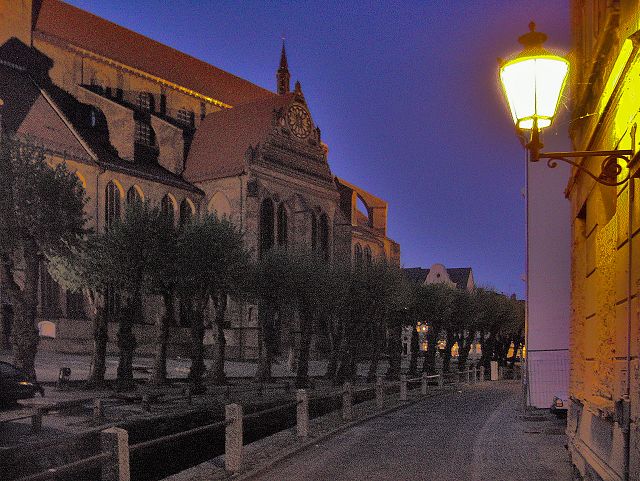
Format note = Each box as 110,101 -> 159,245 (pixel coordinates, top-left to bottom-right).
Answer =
1,138 -> 524,390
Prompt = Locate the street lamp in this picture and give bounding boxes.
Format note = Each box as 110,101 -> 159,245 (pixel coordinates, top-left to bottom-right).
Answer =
499,22 -> 635,186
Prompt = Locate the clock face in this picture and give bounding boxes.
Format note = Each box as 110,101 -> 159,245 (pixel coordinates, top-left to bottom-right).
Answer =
286,104 -> 312,139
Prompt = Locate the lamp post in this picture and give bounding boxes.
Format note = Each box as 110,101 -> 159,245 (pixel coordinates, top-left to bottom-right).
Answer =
499,22 -> 635,186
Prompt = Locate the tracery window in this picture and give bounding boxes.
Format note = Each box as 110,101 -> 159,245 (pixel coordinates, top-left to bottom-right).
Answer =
354,243 -> 363,266
105,181 -> 121,229
277,203 -> 288,247
134,120 -> 154,147
180,198 -> 194,226
161,194 -> 176,221
137,92 -> 154,112
320,213 -> 329,261
364,246 -> 372,265
126,186 -> 142,206
259,198 -> 275,257
177,108 -> 195,127
311,212 -> 318,251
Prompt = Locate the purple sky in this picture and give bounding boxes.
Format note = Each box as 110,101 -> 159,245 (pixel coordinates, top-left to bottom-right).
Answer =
65,0 -> 570,297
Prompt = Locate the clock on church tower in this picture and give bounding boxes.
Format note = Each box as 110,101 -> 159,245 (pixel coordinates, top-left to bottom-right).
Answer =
286,104 -> 312,139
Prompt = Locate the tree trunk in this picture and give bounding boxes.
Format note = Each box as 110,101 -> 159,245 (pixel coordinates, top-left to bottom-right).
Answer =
366,319 -> 381,383
442,330 -> 455,374
12,241 -> 39,380
324,324 -> 341,381
295,303 -> 313,388
149,291 -> 174,386
255,301 -> 275,383
407,326 -> 419,376
422,325 -> 439,374
116,292 -> 139,392
188,295 -> 207,389
385,317 -> 402,380
207,293 -> 228,385
86,289 -> 108,388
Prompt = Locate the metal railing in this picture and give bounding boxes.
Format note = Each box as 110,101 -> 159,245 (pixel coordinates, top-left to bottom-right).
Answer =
12,365 -> 505,481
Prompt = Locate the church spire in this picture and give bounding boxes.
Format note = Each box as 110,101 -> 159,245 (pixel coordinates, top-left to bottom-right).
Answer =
277,40 -> 290,95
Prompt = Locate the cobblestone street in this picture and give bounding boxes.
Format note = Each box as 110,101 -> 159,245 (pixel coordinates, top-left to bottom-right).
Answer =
247,381 -> 570,481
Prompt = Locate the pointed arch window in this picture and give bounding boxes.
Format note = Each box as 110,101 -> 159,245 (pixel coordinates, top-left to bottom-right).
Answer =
105,181 -> 121,229
354,243 -> 363,266
364,246 -> 372,265
311,212 -> 318,251
277,203 -> 288,247
320,213 -> 329,261
260,198 -> 275,257
126,186 -> 143,206
161,194 -> 176,221
180,198 -> 194,226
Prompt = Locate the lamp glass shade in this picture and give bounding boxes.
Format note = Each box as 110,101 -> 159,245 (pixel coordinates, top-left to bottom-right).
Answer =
500,55 -> 569,130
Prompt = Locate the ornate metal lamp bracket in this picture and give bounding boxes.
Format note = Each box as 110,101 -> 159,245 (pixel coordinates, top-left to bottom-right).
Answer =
525,124 -> 636,186
542,150 -> 634,187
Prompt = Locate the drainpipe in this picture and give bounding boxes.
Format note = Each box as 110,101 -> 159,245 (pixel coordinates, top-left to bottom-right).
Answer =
621,173 -> 633,481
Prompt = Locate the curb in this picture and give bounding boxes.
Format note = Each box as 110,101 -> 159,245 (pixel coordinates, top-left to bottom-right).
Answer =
232,385 -> 459,481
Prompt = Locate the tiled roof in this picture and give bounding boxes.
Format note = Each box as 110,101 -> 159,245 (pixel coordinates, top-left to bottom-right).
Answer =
184,93 -> 294,183
403,267 -> 429,285
34,0 -> 274,106
0,63 -> 92,161
447,267 -> 472,290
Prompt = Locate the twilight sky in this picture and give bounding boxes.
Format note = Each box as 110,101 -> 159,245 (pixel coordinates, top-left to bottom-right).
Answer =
66,0 -> 571,298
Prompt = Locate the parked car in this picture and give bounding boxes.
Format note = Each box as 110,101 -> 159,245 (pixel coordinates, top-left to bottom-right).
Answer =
0,361 -> 44,406
550,391 -> 568,418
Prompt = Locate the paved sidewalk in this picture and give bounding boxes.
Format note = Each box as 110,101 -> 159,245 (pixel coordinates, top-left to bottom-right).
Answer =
238,382 -> 571,481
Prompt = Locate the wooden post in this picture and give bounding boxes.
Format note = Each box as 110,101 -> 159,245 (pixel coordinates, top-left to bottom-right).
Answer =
376,376 -> 384,409
225,403 -> 243,474
438,373 -> 443,388
184,386 -> 192,405
421,372 -> 428,395
465,369 -> 470,383
31,408 -> 42,433
342,382 -> 353,421
93,399 -> 104,422
101,427 -> 130,481
471,367 -> 477,383
400,374 -> 407,401
296,389 -> 309,438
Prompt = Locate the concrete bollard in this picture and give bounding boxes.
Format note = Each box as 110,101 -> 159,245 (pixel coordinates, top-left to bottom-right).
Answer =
421,372 -> 428,395
342,382 -> 353,421
465,369 -> 470,383
94,398 -> 105,422
400,374 -> 407,401
101,427 -> 130,481
225,403 -> 243,474
376,376 -> 384,409
184,387 -> 192,405
31,408 -> 42,433
480,365 -> 485,382
438,373 -> 443,388
296,389 -> 309,438
471,367 -> 477,384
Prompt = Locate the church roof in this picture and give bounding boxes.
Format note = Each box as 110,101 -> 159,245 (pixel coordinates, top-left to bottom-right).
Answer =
0,62 -> 93,162
184,93 -> 294,183
34,0 -> 274,106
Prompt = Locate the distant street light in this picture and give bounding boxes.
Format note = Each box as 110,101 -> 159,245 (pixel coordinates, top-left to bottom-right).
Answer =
498,22 -> 635,186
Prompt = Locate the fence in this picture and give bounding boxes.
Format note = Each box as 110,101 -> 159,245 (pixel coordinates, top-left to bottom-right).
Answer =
13,365 -> 502,481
